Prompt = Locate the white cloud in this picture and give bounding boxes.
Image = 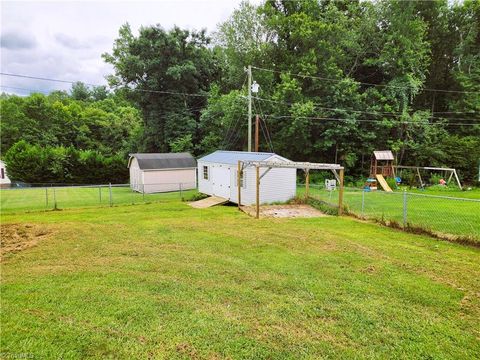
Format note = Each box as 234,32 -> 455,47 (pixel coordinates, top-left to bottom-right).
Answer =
0,0 -> 249,95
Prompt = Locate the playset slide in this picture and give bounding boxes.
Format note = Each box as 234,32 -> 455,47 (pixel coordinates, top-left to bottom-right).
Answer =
375,174 -> 393,192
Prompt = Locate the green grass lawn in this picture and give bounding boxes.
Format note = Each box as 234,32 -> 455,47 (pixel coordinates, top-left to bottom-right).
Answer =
0,186 -> 196,214
300,186 -> 480,242
1,199 -> 479,359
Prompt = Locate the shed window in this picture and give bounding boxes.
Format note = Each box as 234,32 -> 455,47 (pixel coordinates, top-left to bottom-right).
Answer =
0,168 -> 4,179
203,166 -> 209,180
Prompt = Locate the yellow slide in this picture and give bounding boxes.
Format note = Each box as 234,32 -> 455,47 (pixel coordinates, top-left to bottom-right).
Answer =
376,174 -> 393,192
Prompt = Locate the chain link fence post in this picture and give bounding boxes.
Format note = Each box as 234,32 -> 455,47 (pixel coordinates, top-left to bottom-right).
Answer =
403,190 -> 407,229
109,183 -> 113,207
361,190 -> 365,216
99,186 -> 102,204
53,187 -> 57,210
45,187 -> 48,208
179,183 -> 183,201
142,184 -> 145,202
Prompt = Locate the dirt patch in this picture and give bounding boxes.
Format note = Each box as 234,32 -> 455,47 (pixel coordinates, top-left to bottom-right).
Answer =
1,223 -> 52,258
241,204 -> 326,218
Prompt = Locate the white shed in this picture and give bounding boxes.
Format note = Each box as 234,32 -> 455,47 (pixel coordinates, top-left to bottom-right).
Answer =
197,150 -> 296,205
0,160 -> 11,188
128,153 -> 197,194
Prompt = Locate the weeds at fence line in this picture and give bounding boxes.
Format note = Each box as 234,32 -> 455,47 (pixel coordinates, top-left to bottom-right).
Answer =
346,210 -> 480,247
299,183 -> 480,246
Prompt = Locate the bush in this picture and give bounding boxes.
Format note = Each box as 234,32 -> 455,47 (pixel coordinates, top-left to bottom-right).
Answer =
186,192 -> 208,201
4,141 -> 128,184
386,177 -> 397,190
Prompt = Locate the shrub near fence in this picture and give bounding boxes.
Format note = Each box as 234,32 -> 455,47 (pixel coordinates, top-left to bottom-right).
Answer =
299,184 -> 480,242
0,183 -> 197,214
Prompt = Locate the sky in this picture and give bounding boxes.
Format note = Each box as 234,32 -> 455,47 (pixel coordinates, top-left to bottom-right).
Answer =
0,0 -> 253,96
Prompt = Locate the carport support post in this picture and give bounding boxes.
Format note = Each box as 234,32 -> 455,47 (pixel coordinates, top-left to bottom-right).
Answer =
305,169 -> 310,200
256,165 -> 260,219
338,168 -> 344,216
237,161 -> 242,209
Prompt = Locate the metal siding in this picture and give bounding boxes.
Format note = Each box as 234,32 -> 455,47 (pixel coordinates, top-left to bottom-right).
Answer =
211,164 -> 231,198
129,158 -> 142,192
229,166 -> 296,205
197,161 -> 213,195
199,154 -> 296,205
142,169 -> 196,193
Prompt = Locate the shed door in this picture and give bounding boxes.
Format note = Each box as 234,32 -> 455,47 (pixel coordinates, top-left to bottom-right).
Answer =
211,165 -> 230,199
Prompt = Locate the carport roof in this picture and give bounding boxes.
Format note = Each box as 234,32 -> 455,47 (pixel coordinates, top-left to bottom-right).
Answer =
128,153 -> 196,170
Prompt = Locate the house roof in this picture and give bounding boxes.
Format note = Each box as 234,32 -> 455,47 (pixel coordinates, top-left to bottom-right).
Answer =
128,153 -> 196,170
198,150 -> 288,165
373,150 -> 394,160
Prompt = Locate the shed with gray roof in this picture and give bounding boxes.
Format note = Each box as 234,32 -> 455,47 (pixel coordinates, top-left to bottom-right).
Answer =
128,153 -> 197,193
197,150 -> 296,205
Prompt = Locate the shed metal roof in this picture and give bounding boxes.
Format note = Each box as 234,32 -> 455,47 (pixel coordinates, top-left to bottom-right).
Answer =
128,153 -> 196,170
198,150 -> 287,165
373,150 -> 394,160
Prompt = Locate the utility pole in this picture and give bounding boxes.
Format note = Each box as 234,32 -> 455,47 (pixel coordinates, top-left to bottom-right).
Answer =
247,65 -> 252,152
255,114 -> 259,152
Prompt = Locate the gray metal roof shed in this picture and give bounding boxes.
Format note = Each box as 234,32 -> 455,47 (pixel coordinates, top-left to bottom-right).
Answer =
128,153 -> 196,170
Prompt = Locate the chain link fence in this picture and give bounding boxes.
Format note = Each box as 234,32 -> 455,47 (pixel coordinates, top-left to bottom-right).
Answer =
299,184 -> 480,242
0,182 -> 197,214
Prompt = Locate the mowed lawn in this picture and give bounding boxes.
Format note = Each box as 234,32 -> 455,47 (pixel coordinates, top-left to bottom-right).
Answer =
1,200 -> 480,359
0,186 -> 196,214
302,186 -> 480,241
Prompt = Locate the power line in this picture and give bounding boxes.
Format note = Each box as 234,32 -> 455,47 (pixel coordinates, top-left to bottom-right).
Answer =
0,85 -> 50,94
221,77 -> 248,150
264,114 -> 479,127
0,72 -> 210,98
251,65 -> 480,94
252,96 -> 479,122
253,97 -> 274,152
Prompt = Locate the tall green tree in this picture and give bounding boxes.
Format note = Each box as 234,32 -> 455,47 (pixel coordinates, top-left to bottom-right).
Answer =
103,24 -> 219,153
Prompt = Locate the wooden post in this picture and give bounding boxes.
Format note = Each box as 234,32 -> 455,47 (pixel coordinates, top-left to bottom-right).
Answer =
255,114 -> 259,152
338,168 -> 344,216
256,165 -> 260,219
416,167 -> 424,188
305,169 -> 310,200
447,171 -> 454,185
237,161 -> 242,209
453,169 -> 462,189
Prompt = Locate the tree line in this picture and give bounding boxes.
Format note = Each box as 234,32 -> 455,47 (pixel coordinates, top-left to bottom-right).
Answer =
1,0 -> 479,184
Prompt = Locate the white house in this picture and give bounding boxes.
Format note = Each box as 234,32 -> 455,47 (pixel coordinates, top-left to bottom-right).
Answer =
0,160 -> 11,188
128,153 -> 197,194
197,150 -> 296,205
